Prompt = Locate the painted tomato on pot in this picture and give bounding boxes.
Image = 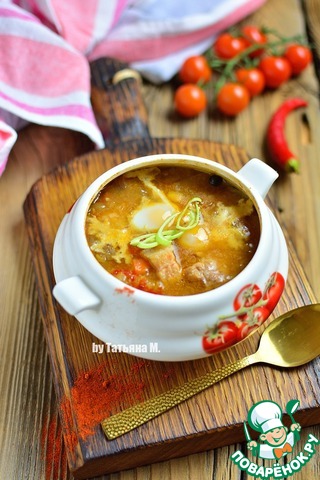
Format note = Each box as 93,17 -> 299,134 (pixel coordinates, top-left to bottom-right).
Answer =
202,321 -> 238,354
237,306 -> 270,341
262,272 -> 285,313
202,272 -> 285,355
233,283 -> 262,319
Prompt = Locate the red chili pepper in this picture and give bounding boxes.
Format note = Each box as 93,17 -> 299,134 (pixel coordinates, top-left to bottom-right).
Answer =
267,98 -> 308,173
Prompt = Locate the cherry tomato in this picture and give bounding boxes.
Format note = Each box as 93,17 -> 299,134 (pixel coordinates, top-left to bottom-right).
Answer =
262,272 -> 285,313
179,55 -> 212,84
233,283 -> 262,319
174,84 -> 207,117
284,44 -> 312,75
217,83 -> 250,116
259,56 -> 292,88
241,25 -> 267,57
214,33 -> 247,59
237,307 -> 269,340
235,68 -> 266,96
202,321 -> 238,354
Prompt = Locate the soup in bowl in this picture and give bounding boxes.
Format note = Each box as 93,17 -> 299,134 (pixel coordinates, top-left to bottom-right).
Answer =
85,166 -> 260,296
52,154 -> 288,361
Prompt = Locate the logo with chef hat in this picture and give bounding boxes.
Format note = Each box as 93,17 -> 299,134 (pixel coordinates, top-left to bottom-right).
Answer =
246,400 -> 301,461
231,398 -> 319,478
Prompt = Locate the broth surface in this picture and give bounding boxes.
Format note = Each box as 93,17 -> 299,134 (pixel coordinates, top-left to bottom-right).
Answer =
85,166 -> 260,296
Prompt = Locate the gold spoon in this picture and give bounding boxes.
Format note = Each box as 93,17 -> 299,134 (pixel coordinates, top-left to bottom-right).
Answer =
101,304 -> 320,440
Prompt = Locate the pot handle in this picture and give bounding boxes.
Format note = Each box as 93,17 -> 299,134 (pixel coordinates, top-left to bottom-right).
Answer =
237,158 -> 278,199
53,276 -> 101,315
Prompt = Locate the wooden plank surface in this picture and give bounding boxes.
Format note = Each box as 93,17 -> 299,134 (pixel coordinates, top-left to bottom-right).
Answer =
1,0 -> 320,479
23,135 -> 319,478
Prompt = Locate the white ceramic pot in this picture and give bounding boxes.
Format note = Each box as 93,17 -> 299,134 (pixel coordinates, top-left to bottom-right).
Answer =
52,154 -> 288,361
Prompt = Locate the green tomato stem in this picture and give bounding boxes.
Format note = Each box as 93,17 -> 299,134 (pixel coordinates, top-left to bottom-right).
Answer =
218,298 -> 269,320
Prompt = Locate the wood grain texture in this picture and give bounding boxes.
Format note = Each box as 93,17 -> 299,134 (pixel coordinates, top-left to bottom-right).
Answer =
303,0 -> 320,83
1,0 -> 320,479
23,137 -> 320,478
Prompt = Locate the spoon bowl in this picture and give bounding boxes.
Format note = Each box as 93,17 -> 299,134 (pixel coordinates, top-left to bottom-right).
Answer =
257,304 -> 320,367
102,304 -> 320,439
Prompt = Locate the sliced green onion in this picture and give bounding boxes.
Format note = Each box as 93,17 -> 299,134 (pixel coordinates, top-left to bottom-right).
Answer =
130,233 -> 158,249
130,197 -> 202,249
176,198 -> 201,231
155,212 -> 179,246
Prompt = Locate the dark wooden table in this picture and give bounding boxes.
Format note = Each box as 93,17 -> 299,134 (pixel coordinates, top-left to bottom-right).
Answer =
1,0 -> 320,479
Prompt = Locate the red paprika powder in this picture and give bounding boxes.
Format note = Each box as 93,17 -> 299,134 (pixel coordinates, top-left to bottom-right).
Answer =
41,358 -> 147,479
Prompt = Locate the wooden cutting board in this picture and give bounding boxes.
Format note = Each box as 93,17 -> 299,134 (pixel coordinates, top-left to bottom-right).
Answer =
23,58 -> 320,479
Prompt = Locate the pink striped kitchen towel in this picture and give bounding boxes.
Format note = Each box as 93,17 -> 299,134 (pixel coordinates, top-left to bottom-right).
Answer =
0,0 -> 266,175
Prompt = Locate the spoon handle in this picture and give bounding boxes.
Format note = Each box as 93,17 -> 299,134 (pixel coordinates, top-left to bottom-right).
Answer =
101,354 -> 255,440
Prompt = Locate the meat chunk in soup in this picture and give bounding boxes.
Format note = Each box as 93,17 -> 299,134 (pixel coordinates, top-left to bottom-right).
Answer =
184,261 -> 229,288
141,245 -> 182,283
